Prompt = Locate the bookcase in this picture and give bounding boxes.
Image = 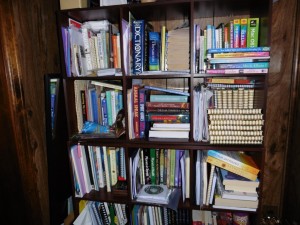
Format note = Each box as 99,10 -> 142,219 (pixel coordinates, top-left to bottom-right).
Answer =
57,0 -> 271,224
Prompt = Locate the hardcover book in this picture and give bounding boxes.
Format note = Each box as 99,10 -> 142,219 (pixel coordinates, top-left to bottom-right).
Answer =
148,31 -> 160,71
247,18 -> 260,48
207,150 -> 260,175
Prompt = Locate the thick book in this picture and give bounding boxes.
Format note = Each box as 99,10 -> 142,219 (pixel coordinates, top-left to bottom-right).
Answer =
133,84 -> 140,138
206,68 -> 268,74
146,102 -> 190,109
207,56 -> 270,64
207,150 -> 260,175
212,62 -> 269,69
149,130 -> 189,139
247,18 -> 260,48
207,156 -> 257,181
144,85 -> 190,96
240,18 -> 248,48
233,19 -> 240,48
211,51 -> 270,58
207,46 -> 270,54
139,88 -> 147,138
132,20 -> 152,74
220,168 -> 260,187
214,194 -> 258,209
148,31 -> 160,71
150,94 -> 188,103
146,112 -> 190,123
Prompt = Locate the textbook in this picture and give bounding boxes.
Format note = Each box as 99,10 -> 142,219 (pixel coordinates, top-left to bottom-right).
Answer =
207,46 -> 270,54
207,150 -> 260,175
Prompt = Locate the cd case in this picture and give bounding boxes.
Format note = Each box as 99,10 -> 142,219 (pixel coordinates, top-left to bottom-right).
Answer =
136,184 -> 172,204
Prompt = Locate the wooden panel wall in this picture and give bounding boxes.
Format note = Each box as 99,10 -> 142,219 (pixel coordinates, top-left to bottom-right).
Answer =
0,0 -> 299,224
0,0 -> 60,224
263,0 -> 299,216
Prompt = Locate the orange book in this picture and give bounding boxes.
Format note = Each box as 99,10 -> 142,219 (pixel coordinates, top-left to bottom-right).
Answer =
112,34 -> 118,68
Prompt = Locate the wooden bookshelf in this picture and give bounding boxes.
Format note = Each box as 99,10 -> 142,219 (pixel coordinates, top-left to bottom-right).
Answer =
57,0 -> 271,223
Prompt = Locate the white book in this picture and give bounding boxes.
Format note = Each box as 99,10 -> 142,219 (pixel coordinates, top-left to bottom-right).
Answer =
109,147 -> 118,186
102,146 -> 111,192
152,123 -> 190,129
150,127 -> 190,131
225,184 -> 257,193
95,146 -> 105,188
88,146 -> 99,191
91,80 -> 123,90
212,205 -> 256,212
205,164 -> 216,205
148,130 -> 189,139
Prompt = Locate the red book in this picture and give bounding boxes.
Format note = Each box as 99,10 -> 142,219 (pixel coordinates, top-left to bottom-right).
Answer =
132,84 -> 140,138
146,102 -> 190,109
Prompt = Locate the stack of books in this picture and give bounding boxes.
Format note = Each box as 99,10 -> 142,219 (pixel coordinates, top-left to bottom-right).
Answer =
205,77 -> 264,145
205,47 -> 270,75
202,150 -> 260,211
213,167 -> 259,212
129,84 -> 190,139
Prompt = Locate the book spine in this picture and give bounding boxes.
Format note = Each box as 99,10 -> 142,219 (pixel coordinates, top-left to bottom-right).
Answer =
132,20 -> 145,75
146,114 -> 190,123
207,46 -> 270,54
233,19 -> 240,48
229,20 -> 234,48
174,150 -> 180,187
209,57 -> 270,63
139,88 -> 146,138
102,146 -> 112,192
207,150 -> 259,174
80,90 -> 88,124
133,84 -> 140,138
90,89 -> 99,123
149,31 -> 160,71
212,51 -> 270,58
240,18 -> 248,48
144,85 -> 190,96
109,147 -> 118,186
150,148 -> 156,184
155,149 -> 160,184
247,18 -> 260,48
144,149 -> 151,184
159,149 -> 165,184
207,156 -> 258,180
160,25 -> 166,71
215,62 -> 269,69
112,34 -> 118,68
170,150 -> 176,187
150,95 -> 188,103
206,68 -> 268,74
101,92 -> 108,126
105,90 -> 113,126
146,102 -> 190,109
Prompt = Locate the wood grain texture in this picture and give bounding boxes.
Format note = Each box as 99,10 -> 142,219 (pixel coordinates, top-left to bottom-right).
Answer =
263,0 -> 298,215
0,0 -> 60,224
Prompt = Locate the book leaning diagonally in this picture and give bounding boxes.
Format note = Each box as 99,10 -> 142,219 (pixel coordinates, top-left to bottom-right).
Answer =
207,156 -> 257,181
91,80 -> 123,90
207,150 -> 259,175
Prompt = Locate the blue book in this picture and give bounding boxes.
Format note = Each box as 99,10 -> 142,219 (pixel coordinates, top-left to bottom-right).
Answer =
90,89 -> 99,123
101,92 -> 108,126
150,94 -> 188,103
132,20 -> 145,75
144,85 -> 190,96
148,31 -> 160,71
105,90 -> 113,126
214,62 -> 269,69
174,150 -> 180,187
207,46 -> 271,54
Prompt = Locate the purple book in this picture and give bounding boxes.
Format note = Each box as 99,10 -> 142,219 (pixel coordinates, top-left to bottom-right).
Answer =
71,145 -> 87,196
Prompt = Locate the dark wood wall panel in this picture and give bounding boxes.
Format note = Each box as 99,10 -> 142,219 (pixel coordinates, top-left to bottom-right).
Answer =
0,0 -> 60,224
263,0 -> 298,215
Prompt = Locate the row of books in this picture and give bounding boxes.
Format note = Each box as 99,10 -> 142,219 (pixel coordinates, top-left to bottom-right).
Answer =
70,144 -> 126,197
73,201 -> 127,225
196,150 -> 260,211
132,205 -> 190,225
131,148 -> 190,205
128,83 -> 190,139
62,19 -> 122,77
74,80 -> 123,134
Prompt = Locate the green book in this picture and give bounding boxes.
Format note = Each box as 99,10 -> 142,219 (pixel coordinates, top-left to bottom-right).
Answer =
169,150 -> 176,187
105,90 -> 113,126
150,148 -> 156,184
247,18 -> 260,48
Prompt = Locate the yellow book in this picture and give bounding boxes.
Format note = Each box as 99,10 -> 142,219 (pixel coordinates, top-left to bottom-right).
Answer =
207,150 -> 259,175
207,156 -> 257,181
